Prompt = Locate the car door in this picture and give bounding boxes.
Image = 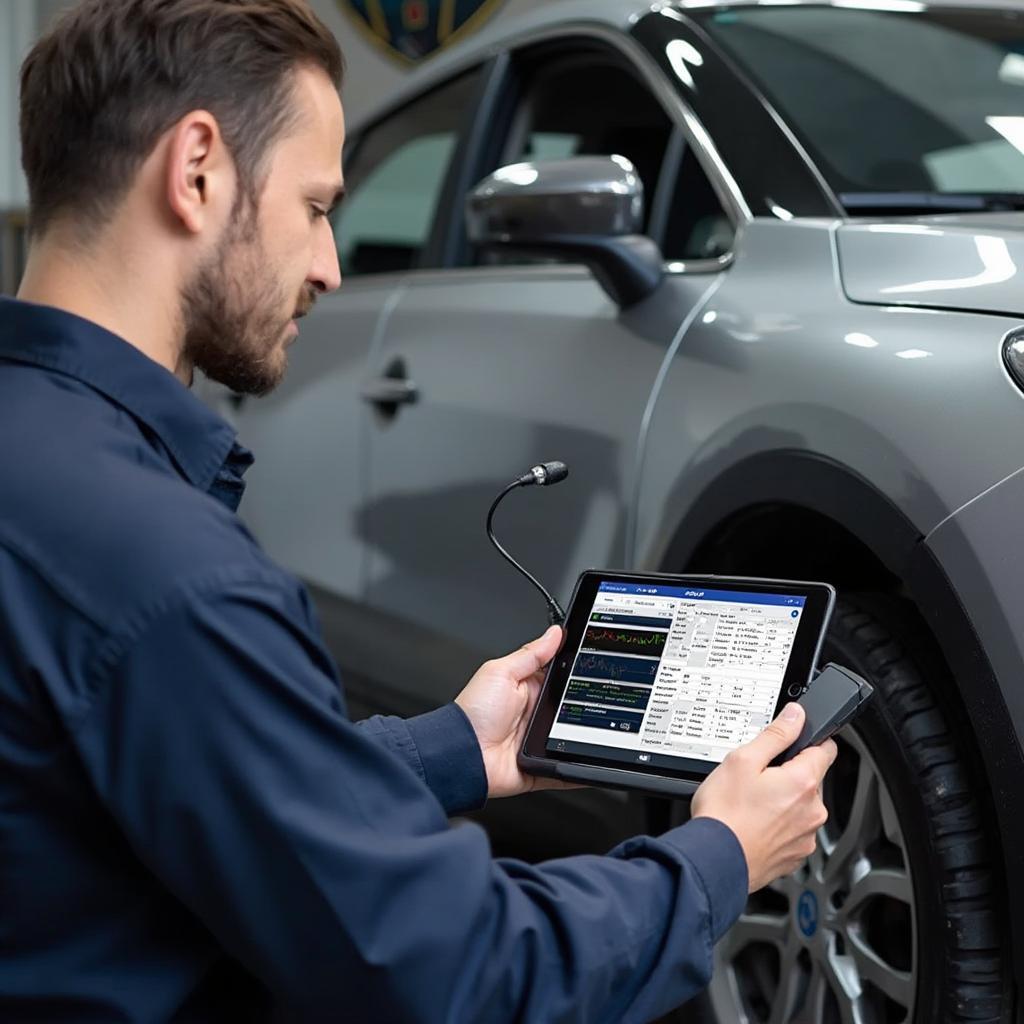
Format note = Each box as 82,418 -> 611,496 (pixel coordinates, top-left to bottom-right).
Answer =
358,36 -> 738,709
229,65 -> 484,651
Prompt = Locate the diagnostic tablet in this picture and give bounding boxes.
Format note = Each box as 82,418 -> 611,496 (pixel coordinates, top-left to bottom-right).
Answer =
519,571 -> 836,797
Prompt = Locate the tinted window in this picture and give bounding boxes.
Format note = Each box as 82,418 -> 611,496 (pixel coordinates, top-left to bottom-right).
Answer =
703,6 -> 1024,209
662,147 -> 733,261
335,69 -> 480,276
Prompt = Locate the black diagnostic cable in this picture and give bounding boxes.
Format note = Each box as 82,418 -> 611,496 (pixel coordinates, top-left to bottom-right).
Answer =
486,462 -> 569,626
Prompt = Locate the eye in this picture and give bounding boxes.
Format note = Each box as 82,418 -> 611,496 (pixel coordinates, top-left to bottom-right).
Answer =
310,204 -> 328,220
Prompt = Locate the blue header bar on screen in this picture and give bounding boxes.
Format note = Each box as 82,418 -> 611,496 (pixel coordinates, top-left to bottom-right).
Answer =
598,581 -> 806,607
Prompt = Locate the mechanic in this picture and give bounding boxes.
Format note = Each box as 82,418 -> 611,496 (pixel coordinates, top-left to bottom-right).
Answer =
0,1 -> 837,1021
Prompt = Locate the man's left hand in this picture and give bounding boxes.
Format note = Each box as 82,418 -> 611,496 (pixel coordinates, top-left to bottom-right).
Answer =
456,625 -> 575,799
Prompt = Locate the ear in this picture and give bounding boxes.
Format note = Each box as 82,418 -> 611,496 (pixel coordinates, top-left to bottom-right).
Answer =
164,111 -> 232,235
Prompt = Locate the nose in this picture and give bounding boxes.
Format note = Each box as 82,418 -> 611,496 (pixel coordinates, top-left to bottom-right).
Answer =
310,221 -> 342,294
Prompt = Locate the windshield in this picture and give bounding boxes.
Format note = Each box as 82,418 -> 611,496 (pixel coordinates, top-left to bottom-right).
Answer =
700,4 -> 1024,213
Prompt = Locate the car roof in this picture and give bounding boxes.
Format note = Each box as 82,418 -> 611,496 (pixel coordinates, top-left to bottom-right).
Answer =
346,0 -> 1024,133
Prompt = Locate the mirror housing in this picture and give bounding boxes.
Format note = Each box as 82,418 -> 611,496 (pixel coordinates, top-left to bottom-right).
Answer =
466,156 -> 664,308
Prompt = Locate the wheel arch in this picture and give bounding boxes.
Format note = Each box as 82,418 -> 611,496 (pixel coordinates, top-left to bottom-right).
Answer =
656,450 -> 1023,991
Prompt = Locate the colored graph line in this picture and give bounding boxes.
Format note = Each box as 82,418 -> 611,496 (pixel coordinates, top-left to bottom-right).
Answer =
573,655 -> 658,683
585,628 -> 664,647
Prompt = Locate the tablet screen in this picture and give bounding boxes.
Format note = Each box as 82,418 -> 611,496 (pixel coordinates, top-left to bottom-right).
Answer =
543,579 -> 812,775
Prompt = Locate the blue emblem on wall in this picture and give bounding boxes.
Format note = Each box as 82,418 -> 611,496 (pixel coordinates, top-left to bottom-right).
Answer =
339,0 -> 506,63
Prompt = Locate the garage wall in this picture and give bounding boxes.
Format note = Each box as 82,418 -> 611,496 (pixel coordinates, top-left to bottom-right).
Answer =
2,0 -> 554,198
0,0 -> 550,290
0,2 -> 37,292
0,1 -> 38,210
307,1 -> 407,127
307,0 -> 549,125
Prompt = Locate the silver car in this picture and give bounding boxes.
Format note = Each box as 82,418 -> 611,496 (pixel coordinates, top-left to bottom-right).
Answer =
214,1 -> 1024,1020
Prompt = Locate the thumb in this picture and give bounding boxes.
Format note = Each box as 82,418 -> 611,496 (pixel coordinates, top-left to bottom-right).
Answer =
499,625 -> 563,680
741,702 -> 805,768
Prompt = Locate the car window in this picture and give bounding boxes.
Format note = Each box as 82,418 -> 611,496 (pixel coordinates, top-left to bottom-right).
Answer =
335,69 -> 480,277
702,6 -> 1024,209
662,147 -> 734,262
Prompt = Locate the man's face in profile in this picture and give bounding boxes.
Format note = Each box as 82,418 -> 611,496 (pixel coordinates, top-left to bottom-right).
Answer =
181,66 -> 345,396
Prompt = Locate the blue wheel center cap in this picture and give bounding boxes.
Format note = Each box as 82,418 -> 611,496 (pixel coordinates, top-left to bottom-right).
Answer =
797,890 -> 819,938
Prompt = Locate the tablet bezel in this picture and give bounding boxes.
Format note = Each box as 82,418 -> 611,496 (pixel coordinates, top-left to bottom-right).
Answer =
519,571 -> 836,796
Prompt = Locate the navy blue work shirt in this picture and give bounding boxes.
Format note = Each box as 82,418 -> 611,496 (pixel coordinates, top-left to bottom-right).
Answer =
0,295 -> 748,1023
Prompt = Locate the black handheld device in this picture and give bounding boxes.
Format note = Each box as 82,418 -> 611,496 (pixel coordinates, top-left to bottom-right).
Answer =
778,663 -> 874,763
519,570 -> 837,797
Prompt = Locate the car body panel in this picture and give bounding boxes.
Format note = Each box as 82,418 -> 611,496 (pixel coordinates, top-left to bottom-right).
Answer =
634,217 -> 1024,573
923,471 -> 1024,966
838,215 -> 1024,316
360,264 -> 722,689
926,468 -> 1024,754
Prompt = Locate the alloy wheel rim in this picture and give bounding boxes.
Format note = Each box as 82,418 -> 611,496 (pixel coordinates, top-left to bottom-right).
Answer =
708,729 -> 917,1023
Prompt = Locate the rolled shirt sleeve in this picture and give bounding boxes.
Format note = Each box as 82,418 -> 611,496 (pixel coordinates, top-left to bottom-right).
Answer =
68,567 -> 748,1023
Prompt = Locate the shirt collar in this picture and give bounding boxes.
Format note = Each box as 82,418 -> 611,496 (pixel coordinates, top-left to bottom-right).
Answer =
0,296 -> 253,509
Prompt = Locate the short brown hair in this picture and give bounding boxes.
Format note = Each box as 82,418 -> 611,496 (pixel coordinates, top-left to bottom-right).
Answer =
20,0 -> 344,238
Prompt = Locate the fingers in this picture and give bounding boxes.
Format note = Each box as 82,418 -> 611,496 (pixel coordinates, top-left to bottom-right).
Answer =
493,626 -> 563,681
738,702 -> 806,769
785,737 -> 838,783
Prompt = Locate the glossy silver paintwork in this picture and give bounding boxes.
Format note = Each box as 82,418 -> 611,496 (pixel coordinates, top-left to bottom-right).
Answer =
926,466 -> 1024,732
635,217 -> 1024,572
839,216 -> 1024,314
358,263 -> 720,693
466,156 -> 644,243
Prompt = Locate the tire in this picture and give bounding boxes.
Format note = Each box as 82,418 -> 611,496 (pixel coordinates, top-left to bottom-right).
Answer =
685,594 -> 1010,1024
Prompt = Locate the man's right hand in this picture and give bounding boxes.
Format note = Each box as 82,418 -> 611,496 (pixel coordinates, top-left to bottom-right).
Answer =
691,702 -> 837,892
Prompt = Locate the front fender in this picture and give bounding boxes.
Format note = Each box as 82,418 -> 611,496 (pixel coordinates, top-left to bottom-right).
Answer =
648,450 -> 1024,987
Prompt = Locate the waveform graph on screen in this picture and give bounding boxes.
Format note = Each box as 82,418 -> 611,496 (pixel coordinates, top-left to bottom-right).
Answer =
581,626 -> 667,658
572,653 -> 659,685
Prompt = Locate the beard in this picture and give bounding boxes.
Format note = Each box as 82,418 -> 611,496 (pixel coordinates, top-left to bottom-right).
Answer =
180,215 -> 315,397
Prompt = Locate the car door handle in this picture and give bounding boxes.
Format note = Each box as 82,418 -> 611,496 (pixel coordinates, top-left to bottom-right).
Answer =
361,378 -> 419,406
361,358 -> 420,415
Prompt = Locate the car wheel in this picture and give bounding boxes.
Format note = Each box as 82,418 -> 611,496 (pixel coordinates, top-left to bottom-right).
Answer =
687,595 -> 1009,1023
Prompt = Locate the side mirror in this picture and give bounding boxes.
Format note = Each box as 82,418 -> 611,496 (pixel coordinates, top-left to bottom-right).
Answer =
465,156 -> 664,308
